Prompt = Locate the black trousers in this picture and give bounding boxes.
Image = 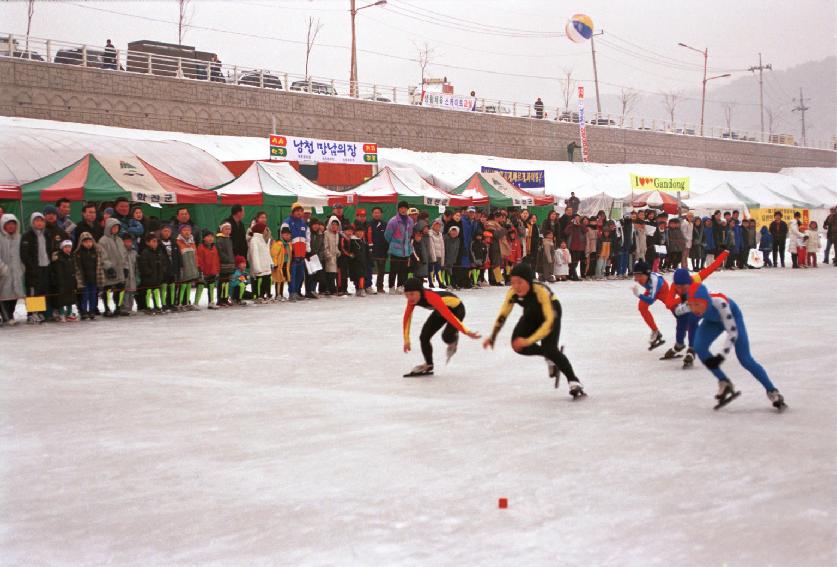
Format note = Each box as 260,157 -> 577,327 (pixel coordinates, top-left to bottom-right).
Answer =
569,251 -> 584,280
510,299 -> 578,381
373,258 -> 387,290
419,303 -> 465,366
771,238 -> 786,267
388,254 -> 409,289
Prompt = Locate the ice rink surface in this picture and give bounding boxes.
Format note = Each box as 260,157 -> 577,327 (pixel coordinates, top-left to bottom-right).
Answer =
1,268 -> 836,566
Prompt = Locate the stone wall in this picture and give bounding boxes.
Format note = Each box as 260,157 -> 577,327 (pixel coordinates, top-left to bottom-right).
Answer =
1,58 -> 834,171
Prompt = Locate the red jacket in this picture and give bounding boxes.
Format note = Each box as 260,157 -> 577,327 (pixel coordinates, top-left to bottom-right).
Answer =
563,223 -> 587,252
507,238 -> 523,263
197,243 -> 221,276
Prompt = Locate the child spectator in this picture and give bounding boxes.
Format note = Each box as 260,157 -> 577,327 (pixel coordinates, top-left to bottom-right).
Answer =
0,214 -> 24,326
507,228 -> 523,270
470,230 -> 488,286
427,219 -> 445,288
554,240 -> 571,281
538,229 -> 555,282
758,225 -> 773,268
52,239 -> 78,322
271,227 -> 291,300
351,222 -> 368,296
196,230 -> 221,309
596,225 -> 613,280
75,232 -> 105,321
308,218 -> 325,297
121,234 -> 138,315
338,224 -> 354,297
323,216 -> 341,296
806,221 -> 821,267
177,224 -> 199,310
702,217 -> 716,268
98,217 -> 128,317
584,222 -> 598,279
138,233 -> 165,314
247,221 -> 273,303
230,256 -> 250,305
443,225 -> 460,289
158,224 -> 180,311
410,229 -> 427,285
216,222 -> 235,307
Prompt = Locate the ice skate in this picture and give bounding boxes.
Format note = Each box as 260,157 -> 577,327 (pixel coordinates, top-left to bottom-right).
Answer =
767,390 -> 787,411
682,348 -> 695,368
713,380 -> 741,410
660,344 -> 685,360
403,363 -> 434,377
568,380 -> 587,399
356,288 -> 366,297
648,330 -> 665,350
207,303 -> 219,310
445,339 -> 458,364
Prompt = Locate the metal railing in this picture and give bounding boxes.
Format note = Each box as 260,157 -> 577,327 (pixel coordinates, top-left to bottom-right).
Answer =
2,32 -> 834,152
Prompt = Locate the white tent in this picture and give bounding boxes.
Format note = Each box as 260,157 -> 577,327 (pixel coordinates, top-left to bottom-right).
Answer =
686,183 -> 759,217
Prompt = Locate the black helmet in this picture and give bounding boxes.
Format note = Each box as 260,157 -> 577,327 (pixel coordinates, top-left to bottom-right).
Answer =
510,263 -> 535,285
632,260 -> 650,276
404,277 -> 424,293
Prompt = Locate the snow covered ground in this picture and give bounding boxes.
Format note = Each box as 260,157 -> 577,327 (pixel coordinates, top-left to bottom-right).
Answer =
1,268 -> 835,566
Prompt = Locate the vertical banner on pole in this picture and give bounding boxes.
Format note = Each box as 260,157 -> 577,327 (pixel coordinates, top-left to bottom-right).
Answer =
578,85 -> 590,162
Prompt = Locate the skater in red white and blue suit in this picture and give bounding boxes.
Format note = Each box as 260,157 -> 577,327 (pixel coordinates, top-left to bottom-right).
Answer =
686,282 -> 786,410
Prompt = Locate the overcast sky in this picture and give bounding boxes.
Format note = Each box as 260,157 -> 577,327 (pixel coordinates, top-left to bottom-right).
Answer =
2,0 -> 836,116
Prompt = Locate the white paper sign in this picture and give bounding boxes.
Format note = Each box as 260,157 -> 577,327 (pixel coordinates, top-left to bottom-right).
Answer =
305,254 -> 323,274
654,245 -> 667,254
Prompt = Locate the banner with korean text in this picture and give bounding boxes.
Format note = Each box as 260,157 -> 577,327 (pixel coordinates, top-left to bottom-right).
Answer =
269,134 -> 378,165
480,166 -> 545,190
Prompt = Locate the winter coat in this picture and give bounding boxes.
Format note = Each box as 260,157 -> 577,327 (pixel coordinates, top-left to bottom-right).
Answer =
769,219 -> 788,242
384,213 -> 415,258
471,239 -> 488,267
247,230 -> 273,277
538,237 -> 555,276
806,229 -> 821,252
98,218 -> 128,286
74,241 -> 105,288
825,212 -> 837,239
224,216 -> 248,258
73,219 -> 103,244
159,238 -> 181,281
51,251 -> 77,307
507,237 -> 523,264
523,221 -> 541,262
0,214 -> 25,300
758,227 -> 773,252
597,232 -> 615,258
633,223 -> 647,259
585,226 -> 599,255
483,220 -> 504,267
443,228 -> 461,269
323,223 -> 340,273
681,219 -> 693,250
689,223 -> 704,259
177,234 -> 200,282
427,229 -> 445,264
310,230 -> 325,260
197,243 -> 221,277
216,233 -> 236,278
281,215 -> 311,258
788,220 -> 805,249
124,248 -> 138,292
138,247 -> 165,288
667,224 -> 686,254
369,218 -> 389,260
270,239 -> 289,283
554,248 -> 571,277
411,238 -> 428,277
459,216 -> 476,268
563,222 -> 587,253
740,225 -> 752,250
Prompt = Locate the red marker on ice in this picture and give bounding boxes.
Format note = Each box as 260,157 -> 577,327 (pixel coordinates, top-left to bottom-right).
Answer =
498,498 -> 508,509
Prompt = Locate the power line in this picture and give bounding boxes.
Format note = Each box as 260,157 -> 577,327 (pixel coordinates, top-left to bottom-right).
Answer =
792,88 -> 810,145
747,53 -> 772,140
392,0 -> 560,37
384,2 -> 563,38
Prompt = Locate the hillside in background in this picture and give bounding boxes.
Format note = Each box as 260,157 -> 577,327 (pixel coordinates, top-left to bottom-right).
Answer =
599,56 -> 836,144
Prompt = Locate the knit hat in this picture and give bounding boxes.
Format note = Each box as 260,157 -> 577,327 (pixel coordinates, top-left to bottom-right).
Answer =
673,268 -> 692,285
30,212 -> 45,223
467,206 -> 476,213
404,277 -> 424,293
510,263 -> 534,285
356,208 -> 367,216
632,260 -> 650,276
60,239 -> 73,249
408,208 -> 419,215
397,201 -> 409,210
251,222 -> 266,234
79,231 -> 94,242
219,221 -> 231,231
235,255 -> 247,265
43,205 -> 58,215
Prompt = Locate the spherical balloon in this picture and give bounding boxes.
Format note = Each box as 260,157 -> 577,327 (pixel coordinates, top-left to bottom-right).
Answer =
566,14 -> 594,43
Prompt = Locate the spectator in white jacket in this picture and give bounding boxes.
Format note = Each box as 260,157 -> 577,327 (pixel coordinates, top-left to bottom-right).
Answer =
788,212 -> 806,269
680,212 -> 694,269
248,221 -> 274,302
427,219 -> 445,287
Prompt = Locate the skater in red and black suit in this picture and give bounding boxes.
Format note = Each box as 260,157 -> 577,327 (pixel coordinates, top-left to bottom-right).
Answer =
483,263 -> 586,398
402,278 -> 480,376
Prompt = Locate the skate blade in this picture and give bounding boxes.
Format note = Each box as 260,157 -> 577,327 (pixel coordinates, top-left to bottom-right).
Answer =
648,339 -> 666,351
403,371 -> 434,378
659,354 -> 684,360
570,390 -> 588,400
713,391 -> 741,410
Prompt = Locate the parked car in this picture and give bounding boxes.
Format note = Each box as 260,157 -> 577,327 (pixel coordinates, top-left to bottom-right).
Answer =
290,80 -> 337,95
675,128 -> 697,136
590,118 -> 616,126
238,72 -> 282,90
54,48 -> 105,69
721,131 -> 741,140
477,104 -> 511,115
0,38 -> 44,61
557,111 -> 580,123
364,95 -> 392,103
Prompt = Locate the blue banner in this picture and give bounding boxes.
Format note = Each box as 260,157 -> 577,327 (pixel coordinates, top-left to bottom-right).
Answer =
480,166 -> 545,189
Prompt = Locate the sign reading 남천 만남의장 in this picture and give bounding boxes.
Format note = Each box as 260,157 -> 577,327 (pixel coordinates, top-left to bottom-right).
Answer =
269,134 -> 378,165
480,167 -> 545,189
630,174 -> 691,197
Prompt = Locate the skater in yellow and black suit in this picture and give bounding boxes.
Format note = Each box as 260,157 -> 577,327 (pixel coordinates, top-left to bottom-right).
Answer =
483,263 -> 586,398
402,278 -> 480,376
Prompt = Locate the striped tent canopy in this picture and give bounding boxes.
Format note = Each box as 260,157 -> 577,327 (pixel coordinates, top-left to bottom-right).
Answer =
215,161 -> 351,207
628,190 -> 682,215
21,154 -> 217,205
450,172 -> 553,207
0,184 -> 21,200
351,166 -> 475,206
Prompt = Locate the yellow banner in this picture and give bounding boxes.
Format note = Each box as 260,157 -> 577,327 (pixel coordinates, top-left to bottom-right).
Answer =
750,208 -> 809,230
630,174 -> 690,195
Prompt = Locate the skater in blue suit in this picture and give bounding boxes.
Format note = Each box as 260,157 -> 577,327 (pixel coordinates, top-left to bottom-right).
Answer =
687,282 -> 786,410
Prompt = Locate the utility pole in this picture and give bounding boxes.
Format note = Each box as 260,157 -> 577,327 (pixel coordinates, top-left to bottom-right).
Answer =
349,0 -> 387,98
792,88 -> 809,146
590,31 -> 603,116
678,43 -> 731,137
748,53 -> 772,141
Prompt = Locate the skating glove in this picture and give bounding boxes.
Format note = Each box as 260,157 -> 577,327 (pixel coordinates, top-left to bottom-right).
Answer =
105,267 -> 117,279
674,303 -> 691,316
632,285 -> 642,297
705,354 -> 725,369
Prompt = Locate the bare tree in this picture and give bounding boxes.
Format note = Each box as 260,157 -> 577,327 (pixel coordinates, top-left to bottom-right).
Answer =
415,41 -> 436,89
560,68 -> 577,113
304,16 -> 324,81
723,102 -> 737,133
661,90 -> 684,125
178,0 -> 193,45
618,88 -> 641,126
25,0 -> 35,57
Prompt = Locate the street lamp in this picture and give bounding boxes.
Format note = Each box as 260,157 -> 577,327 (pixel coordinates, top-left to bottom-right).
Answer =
350,0 -> 387,98
678,42 -> 730,137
